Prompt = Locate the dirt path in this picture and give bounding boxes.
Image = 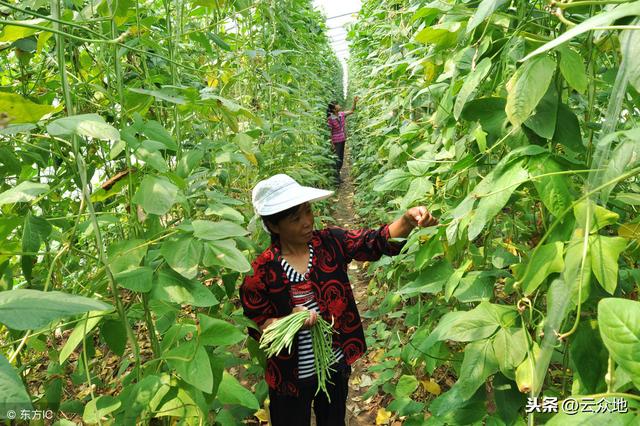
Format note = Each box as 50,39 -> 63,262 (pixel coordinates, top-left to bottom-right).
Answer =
330,146 -> 379,426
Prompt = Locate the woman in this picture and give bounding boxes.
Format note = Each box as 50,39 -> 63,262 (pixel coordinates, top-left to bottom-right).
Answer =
327,96 -> 358,181
240,174 -> 438,426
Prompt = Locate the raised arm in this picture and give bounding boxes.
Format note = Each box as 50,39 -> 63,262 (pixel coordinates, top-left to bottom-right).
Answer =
388,206 -> 438,238
344,96 -> 359,116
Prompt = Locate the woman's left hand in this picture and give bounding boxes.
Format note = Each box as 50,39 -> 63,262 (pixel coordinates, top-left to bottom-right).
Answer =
404,206 -> 438,228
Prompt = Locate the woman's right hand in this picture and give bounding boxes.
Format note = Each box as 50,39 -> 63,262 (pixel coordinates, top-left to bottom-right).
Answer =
293,306 -> 318,329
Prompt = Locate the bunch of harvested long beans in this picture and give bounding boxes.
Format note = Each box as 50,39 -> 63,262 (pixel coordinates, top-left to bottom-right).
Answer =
259,310 -> 337,399
310,314 -> 337,399
259,310 -> 310,357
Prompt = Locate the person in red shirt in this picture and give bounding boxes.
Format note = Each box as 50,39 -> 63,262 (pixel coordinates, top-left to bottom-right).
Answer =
327,96 -> 358,183
240,174 -> 438,426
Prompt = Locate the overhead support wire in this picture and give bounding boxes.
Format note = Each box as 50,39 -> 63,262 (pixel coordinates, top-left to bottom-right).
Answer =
325,11 -> 359,20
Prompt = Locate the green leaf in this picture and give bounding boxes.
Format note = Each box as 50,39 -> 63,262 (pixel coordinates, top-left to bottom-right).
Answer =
570,320 -> 607,393
161,236 -> 203,279
414,237 -> 444,270
546,410 -> 638,426
83,395 -> 121,424
107,239 -> 147,275
121,374 -> 168,421
600,133 -> 640,201
460,97 -> 507,138
0,19 -> 48,42
135,145 -> 168,173
563,238 -> 592,304
396,375 -> 419,398
100,319 -> 127,356
518,242 -> 564,294
444,259 -> 472,301
132,175 -> 179,216
615,193 -> 640,205
598,298 -> 640,389
0,92 -> 61,124
559,47 -> 588,93
415,22 -> 462,48
506,55 -> 556,127
454,339 -> 499,399
151,267 -> 218,307
467,0 -> 507,34
0,181 -> 49,206
164,342 -> 213,393
202,240 -> 250,273
154,385 -> 202,418
622,19 -> 640,93
0,289 -> 112,330
396,260 -> 453,296
373,169 -> 412,192
21,213 -> 52,281
177,150 -> 204,178
468,159 -> 529,240
454,271 -> 498,303
428,302 -> 513,343
493,374 -> 526,425
529,157 -> 574,218
429,386 -> 487,422
47,114 -> 120,142
192,220 -> 248,241
387,396 -> 424,417
198,314 -> 245,346
141,120 -> 177,151
590,235 -> 626,294
60,312 -> 105,363
216,371 -> 260,410
114,267 -> 153,293
211,33 -> 232,51
128,88 -> 187,105
0,354 -> 33,415
523,87 -> 558,139
492,328 -> 527,379
553,103 -> 583,152
453,58 -> 492,120
521,2 -> 640,61
574,200 -> 618,232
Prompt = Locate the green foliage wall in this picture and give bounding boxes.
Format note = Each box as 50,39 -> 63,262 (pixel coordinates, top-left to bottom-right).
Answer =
348,0 -> 640,424
0,0 -> 341,423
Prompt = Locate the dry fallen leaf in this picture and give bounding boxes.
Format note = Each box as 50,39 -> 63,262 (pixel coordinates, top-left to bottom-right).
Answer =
359,374 -> 373,387
421,379 -> 441,395
370,349 -> 385,363
254,408 -> 269,423
375,408 -> 392,425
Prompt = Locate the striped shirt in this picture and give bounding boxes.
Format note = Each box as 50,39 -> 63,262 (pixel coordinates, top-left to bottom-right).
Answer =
327,112 -> 346,143
280,244 -> 344,379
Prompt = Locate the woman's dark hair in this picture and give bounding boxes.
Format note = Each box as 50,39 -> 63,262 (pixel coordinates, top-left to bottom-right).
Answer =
261,204 -> 303,243
326,101 -> 338,117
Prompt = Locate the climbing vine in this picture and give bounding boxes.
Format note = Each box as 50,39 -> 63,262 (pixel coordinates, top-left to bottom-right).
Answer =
0,0 -> 340,424
348,0 -> 640,424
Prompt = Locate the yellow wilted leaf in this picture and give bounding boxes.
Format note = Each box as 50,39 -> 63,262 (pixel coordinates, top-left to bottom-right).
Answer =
421,379 -> 441,395
254,408 -> 269,422
619,223 -> 640,241
423,60 -> 436,83
376,408 -> 392,425
370,349 -> 385,363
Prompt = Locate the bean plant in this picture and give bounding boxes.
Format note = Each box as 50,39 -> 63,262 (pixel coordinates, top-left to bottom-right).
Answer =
0,0 -> 341,424
348,0 -> 640,424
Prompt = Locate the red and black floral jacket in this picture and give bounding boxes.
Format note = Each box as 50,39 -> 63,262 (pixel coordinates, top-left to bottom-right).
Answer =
239,225 -> 404,396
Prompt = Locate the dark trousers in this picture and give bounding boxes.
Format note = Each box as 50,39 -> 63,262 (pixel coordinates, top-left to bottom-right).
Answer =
268,363 -> 351,426
332,142 -> 345,176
